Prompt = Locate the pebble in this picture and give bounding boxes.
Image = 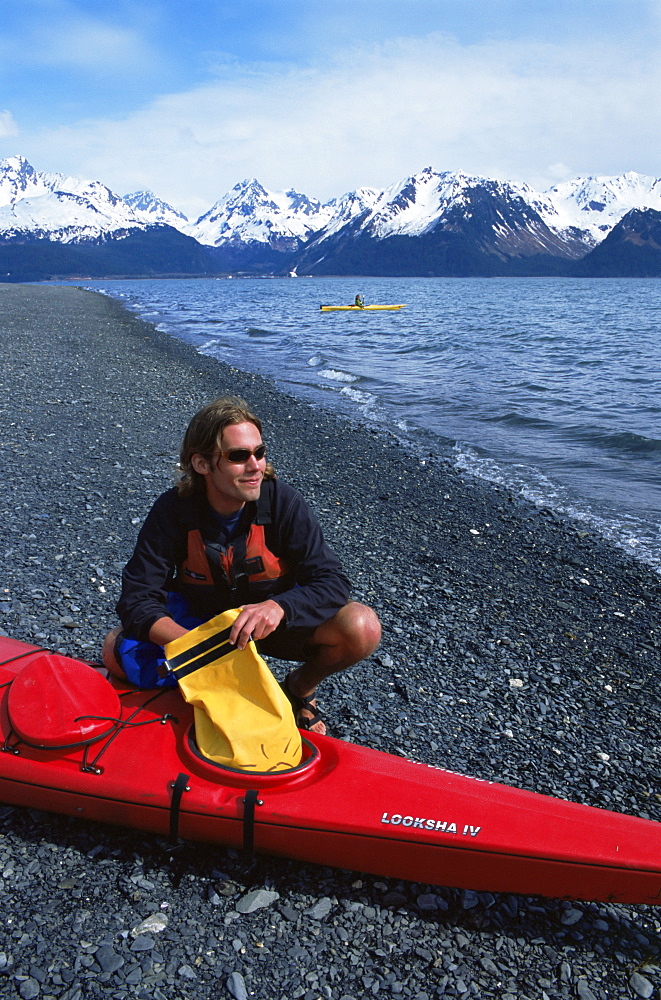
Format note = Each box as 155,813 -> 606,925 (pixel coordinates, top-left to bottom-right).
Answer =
227,971 -> 249,1000
207,884 -> 223,905
630,972 -> 655,998
235,889 -> 280,913
461,889 -> 479,909
19,979 -> 40,999
305,897 -> 333,919
576,980 -> 598,1000
95,945 -> 124,973
130,933 -> 155,951
416,893 -> 438,912
560,907 -> 584,926
131,913 -> 168,935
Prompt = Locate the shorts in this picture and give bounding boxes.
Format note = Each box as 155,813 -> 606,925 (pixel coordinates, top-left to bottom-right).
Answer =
114,593 -> 317,689
256,624 -> 316,662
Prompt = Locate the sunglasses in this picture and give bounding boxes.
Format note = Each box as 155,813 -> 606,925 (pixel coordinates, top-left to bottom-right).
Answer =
217,444 -> 267,464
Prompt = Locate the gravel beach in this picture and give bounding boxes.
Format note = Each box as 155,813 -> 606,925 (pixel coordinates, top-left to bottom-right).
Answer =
0,282 -> 659,1000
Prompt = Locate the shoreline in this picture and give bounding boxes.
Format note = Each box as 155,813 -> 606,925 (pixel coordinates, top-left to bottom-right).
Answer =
0,283 -> 659,999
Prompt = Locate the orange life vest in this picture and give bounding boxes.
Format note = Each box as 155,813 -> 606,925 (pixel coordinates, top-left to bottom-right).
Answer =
180,488 -> 289,600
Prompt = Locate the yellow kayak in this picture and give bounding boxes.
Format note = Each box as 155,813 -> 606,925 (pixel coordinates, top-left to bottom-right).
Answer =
320,304 -> 406,312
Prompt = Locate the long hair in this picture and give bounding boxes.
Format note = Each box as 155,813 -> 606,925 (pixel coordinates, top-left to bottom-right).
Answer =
177,396 -> 275,496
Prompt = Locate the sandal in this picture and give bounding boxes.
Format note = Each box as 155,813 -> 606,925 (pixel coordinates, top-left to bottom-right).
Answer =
280,672 -> 324,731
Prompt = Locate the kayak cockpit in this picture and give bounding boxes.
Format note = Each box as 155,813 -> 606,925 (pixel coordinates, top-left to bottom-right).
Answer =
183,726 -> 322,787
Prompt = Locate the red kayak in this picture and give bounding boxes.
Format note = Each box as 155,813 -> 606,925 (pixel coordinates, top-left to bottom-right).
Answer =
0,635 -> 659,905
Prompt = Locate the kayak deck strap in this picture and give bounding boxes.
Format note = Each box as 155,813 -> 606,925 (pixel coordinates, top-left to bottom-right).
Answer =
169,772 -> 190,842
242,788 -> 261,861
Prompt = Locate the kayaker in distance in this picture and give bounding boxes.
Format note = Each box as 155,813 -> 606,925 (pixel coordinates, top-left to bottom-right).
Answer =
354,293 -> 365,308
102,397 -> 381,734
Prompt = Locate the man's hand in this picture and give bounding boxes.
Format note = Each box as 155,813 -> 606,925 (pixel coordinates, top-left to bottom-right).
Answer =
230,600 -> 285,649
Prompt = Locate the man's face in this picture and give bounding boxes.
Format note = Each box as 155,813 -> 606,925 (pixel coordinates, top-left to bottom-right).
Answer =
193,420 -> 266,514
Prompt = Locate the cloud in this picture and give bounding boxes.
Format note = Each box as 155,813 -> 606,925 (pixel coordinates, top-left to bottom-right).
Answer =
0,111 -> 18,139
10,31 -> 661,217
0,4 -> 158,76
31,18 -> 155,73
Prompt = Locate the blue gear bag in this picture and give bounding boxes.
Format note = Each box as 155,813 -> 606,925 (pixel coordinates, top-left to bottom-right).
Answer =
116,593 -> 205,689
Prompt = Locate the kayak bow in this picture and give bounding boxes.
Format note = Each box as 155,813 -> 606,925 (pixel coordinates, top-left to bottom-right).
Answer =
0,636 -> 659,905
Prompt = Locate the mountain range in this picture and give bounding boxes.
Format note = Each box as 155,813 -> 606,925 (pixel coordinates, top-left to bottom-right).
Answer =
1,155 -> 661,280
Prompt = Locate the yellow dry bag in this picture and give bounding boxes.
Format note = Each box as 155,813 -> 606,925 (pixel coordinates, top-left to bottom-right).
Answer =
163,609 -> 302,772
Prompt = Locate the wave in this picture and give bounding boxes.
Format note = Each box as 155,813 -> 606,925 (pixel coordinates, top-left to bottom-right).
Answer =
575,429 -> 661,458
481,411 -> 556,430
340,385 -> 381,420
319,369 -> 360,384
168,317 -> 224,326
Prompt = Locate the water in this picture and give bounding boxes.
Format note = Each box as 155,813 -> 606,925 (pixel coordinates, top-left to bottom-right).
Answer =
73,276 -> 661,574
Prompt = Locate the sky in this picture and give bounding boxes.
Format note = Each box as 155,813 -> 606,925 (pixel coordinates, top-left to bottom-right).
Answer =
1,0 -> 661,220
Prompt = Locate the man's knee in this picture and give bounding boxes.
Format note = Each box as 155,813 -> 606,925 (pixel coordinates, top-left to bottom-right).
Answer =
330,602 -> 382,659
348,602 -> 381,654
102,626 -> 128,679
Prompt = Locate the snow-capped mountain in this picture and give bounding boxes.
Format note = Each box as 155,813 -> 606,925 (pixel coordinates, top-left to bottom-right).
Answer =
574,206 -> 661,277
294,167 -> 593,276
304,166 -> 661,250
189,178 -> 335,249
3,155 -> 661,278
354,167 -> 484,239
291,167 -> 661,275
123,190 -> 190,230
542,172 -> 661,242
0,155 -> 147,242
296,186 -> 382,239
0,156 -> 218,280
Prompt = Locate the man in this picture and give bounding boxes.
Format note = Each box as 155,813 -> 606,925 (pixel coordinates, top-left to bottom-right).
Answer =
103,397 -> 381,735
